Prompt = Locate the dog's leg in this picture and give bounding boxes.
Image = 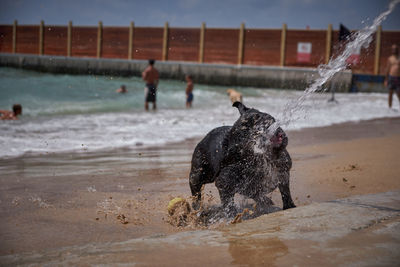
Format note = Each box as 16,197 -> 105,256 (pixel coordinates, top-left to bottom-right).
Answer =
217,188 -> 236,217
254,194 -> 275,214
215,168 -> 237,217
189,170 -> 204,210
278,172 -> 296,210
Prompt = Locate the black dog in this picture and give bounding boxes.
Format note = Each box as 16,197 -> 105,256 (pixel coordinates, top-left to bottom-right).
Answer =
189,102 -> 295,214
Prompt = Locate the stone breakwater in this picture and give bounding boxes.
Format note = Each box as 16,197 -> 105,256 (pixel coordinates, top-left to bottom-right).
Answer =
0,53 -> 352,91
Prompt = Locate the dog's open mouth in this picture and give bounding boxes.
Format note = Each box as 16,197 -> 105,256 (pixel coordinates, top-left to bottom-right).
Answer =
270,132 -> 284,145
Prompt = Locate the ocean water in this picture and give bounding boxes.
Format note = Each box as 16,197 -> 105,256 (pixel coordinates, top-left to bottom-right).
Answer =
0,67 -> 399,158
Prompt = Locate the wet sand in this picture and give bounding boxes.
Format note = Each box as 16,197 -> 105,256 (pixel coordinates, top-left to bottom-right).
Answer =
0,117 -> 400,256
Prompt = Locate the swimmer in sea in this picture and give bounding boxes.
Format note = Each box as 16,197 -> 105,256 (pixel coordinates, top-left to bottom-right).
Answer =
142,59 -> 159,111
384,44 -> 400,108
116,84 -> 127,93
0,104 -> 22,120
185,75 -> 194,108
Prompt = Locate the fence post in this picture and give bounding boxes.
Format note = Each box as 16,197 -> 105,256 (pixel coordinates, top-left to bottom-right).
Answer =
97,21 -> 103,58
325,24 -> 332,64
39,20 -> 44,55
162,22 -> 169,61
280,23 -> 287,67
67,21 -> 72,57
238,23 -> 245,65
198,22 -> 205,63
128,21 -> 134,60
374,25 -> 382,75
12,20 -> 17,53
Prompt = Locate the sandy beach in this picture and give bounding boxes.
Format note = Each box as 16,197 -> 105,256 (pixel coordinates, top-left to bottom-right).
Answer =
0,117 -> 400,257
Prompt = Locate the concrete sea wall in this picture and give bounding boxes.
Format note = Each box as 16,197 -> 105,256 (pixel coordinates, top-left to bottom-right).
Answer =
0,53 -> 353,91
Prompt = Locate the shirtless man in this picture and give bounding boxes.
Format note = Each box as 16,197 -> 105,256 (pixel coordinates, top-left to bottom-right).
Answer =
384,44 -> 400,108
142,59 -> 159,111
185,75 -> 194,108
0,104 -> 22,120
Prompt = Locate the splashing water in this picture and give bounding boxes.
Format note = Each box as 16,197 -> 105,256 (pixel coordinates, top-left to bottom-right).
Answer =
269,0 -> 400,134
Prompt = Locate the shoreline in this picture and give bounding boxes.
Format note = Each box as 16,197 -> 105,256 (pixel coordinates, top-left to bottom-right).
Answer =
1,116 -> 399,163
0,117 -> 400,256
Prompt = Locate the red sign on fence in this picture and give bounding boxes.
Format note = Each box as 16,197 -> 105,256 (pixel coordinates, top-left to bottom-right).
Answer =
346,46 -> 361,65
297,42 -> 312,63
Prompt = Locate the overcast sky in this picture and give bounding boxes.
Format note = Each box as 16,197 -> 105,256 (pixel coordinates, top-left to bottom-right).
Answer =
0,0 -> 399,30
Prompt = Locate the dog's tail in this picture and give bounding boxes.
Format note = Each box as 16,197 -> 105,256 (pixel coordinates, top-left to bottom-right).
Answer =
232,101 -> 249,115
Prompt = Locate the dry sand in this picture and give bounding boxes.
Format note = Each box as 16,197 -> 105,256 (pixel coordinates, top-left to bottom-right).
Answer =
0,117 -> 399,256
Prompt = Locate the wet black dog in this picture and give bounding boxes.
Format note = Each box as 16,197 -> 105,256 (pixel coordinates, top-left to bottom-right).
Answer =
189,102 -> 295,215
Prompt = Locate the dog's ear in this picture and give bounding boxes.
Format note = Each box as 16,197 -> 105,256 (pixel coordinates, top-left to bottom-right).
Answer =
232,101 -> 249,115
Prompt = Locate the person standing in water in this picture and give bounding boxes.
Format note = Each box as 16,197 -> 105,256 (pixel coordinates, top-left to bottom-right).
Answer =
142,59 -> 159,111
185,75 -> 194,108
384,44 -> 400,108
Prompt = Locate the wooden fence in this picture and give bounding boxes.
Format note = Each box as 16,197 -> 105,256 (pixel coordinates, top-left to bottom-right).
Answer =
0,20 -> 399,75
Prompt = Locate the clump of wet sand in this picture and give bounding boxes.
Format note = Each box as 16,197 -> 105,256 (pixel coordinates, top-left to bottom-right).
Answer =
166,186 -> 265,229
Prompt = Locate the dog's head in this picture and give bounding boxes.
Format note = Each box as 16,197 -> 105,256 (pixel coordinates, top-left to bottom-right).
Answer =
269,126 -> 288,149
226,88 -> 235,96
232,102 -> 288,153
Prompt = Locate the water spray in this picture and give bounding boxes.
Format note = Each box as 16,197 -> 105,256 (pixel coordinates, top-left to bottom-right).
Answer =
268,0 -> 400,135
